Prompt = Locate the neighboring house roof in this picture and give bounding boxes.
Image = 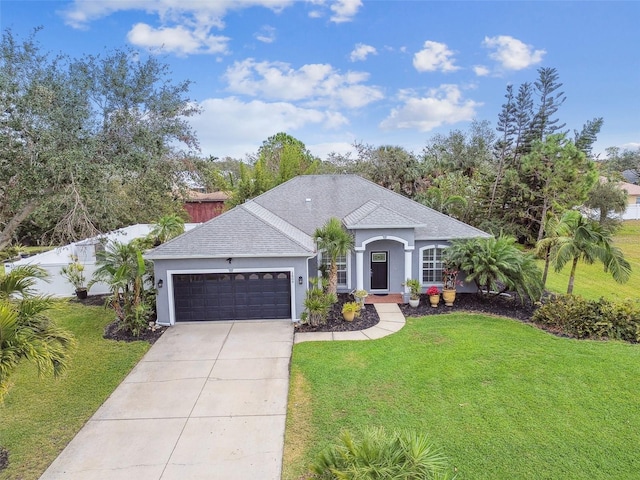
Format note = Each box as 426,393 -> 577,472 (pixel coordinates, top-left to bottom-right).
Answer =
620,181 -> 640,196
622,170 -> 639,184
186,191 -> 230,202
146,174 -> 490,260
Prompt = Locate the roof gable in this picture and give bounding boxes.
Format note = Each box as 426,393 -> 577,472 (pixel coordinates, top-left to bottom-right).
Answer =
146,206 -> 314,259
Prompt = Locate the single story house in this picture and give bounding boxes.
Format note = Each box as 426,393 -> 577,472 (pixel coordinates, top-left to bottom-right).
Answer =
147,175 -> 491,325
619,181 -> 640,220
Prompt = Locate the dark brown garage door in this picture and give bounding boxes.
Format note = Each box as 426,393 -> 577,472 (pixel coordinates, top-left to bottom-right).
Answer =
172,272 -> 291,321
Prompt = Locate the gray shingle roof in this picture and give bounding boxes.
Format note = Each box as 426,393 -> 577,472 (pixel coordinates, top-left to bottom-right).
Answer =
146,174 -> 490,260
253,175 -> 490,240
146,205 -> 315,259
344,201 -> 424,229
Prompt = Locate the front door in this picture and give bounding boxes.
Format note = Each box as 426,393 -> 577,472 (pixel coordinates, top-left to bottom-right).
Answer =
370,251 -> 388,290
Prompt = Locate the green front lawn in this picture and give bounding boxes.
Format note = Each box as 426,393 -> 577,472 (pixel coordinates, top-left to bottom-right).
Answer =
542,220 -> 640,300
0,302 -> 150,480
284,314 -> 640,479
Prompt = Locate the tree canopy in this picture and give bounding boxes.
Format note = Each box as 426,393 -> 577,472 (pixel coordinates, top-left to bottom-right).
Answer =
0,28 -> 200,249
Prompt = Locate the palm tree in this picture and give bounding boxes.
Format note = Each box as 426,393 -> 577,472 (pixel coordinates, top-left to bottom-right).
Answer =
91,241 -> 153,335
535,213 -> 561,289
0,267 -> 75,401
313,217 -> 354,296
150,214 -> 185,245
444,235 -> 543,303
551,210 -> 631,294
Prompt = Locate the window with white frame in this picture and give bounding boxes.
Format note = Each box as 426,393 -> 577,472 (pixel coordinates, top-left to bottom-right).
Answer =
420,245 -> 446,284
319,252 -> 348,286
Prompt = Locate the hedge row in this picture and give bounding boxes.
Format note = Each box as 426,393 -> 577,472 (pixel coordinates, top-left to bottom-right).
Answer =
533,295 -> 640,343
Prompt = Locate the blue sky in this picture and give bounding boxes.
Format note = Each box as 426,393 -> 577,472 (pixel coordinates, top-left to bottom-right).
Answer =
2,0 -> 639,161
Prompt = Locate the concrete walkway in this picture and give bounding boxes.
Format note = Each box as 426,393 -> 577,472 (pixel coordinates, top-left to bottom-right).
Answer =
294,303 -> 406,343
40,320 -> 294,480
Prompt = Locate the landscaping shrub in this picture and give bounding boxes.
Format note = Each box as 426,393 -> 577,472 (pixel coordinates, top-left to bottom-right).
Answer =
310,427 -> 456,479
301,281 -> 337,327
533,295 -> 640,342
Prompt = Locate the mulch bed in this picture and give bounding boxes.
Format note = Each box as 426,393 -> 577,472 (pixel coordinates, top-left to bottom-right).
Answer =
399,292 -> 536,322
102,319 -> 167,344
294,294 -> 380,333
295,292 -> 538,333
72,294 -> 167,344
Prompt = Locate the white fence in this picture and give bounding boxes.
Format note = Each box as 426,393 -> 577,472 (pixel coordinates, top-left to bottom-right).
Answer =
622,204 -> 640,221
4,223 -> 199,298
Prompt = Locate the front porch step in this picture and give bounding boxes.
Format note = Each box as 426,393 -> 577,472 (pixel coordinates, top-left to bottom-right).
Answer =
364,293 -> 403,304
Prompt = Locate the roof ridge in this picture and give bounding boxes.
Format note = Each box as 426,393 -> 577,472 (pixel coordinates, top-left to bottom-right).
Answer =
242,201 -> 315,252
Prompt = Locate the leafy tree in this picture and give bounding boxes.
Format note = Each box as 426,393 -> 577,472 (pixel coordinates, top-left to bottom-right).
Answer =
551,210 -> 631,294
0,266 -> 75,401
574,117 -> 604,158
583,178 -> 627,228
229,133 -> 320,206
520,134 -> 597,241
256,132 -> 319,183
529,67 -> 567,141
415,172 -> 471,221
313,217 -> 354,296
488,84 -> 517,217
90,241 -> 154,335
0,28 -> 200,249
444,235 -> 543,303
422,121 -> 495,179
601,147 -> 640,177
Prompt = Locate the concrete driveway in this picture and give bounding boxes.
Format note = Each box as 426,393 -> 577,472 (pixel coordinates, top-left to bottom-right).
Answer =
40,320 -> 294,480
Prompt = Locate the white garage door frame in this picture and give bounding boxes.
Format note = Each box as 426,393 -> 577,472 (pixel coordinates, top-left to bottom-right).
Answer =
166,267 -> 296,325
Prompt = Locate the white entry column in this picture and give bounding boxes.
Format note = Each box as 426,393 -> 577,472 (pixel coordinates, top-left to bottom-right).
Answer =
355,248 -> 364,291
404,247 -> 414,295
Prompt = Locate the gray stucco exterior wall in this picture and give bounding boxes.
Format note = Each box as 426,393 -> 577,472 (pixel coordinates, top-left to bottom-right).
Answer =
152,256 -> 311,325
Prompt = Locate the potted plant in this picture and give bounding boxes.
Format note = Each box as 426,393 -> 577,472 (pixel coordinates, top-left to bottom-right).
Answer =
60,255 -> 88,299
442,266 -> 458,306
403,279 -> 421,307
354,289 -> 368,307
341,301 -> 361,322
426,286 -> 440,307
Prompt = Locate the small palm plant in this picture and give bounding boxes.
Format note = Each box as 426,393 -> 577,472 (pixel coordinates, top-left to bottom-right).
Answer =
150,214 -> 185,245
60,255 -> 87,297
311,427 -> 457,479
90,241 -> 154,336
0,266 -> 75,401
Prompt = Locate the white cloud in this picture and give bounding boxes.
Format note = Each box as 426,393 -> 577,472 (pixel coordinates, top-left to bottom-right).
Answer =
483,35 -> 545,70
473,65 -> 490,77
413,41 -> 460,73
189,96 -> 348,158
621,142 -> 640,150
62,0 -> 294,28
380,84 -> 481,131
308,141 -> 357,160
224,59 -> 384,108
127,23 -> 229,55
254,25 -> 276,43
330,0 -> 363,23
350,43 -> 377,62
61,0 -> 293,54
